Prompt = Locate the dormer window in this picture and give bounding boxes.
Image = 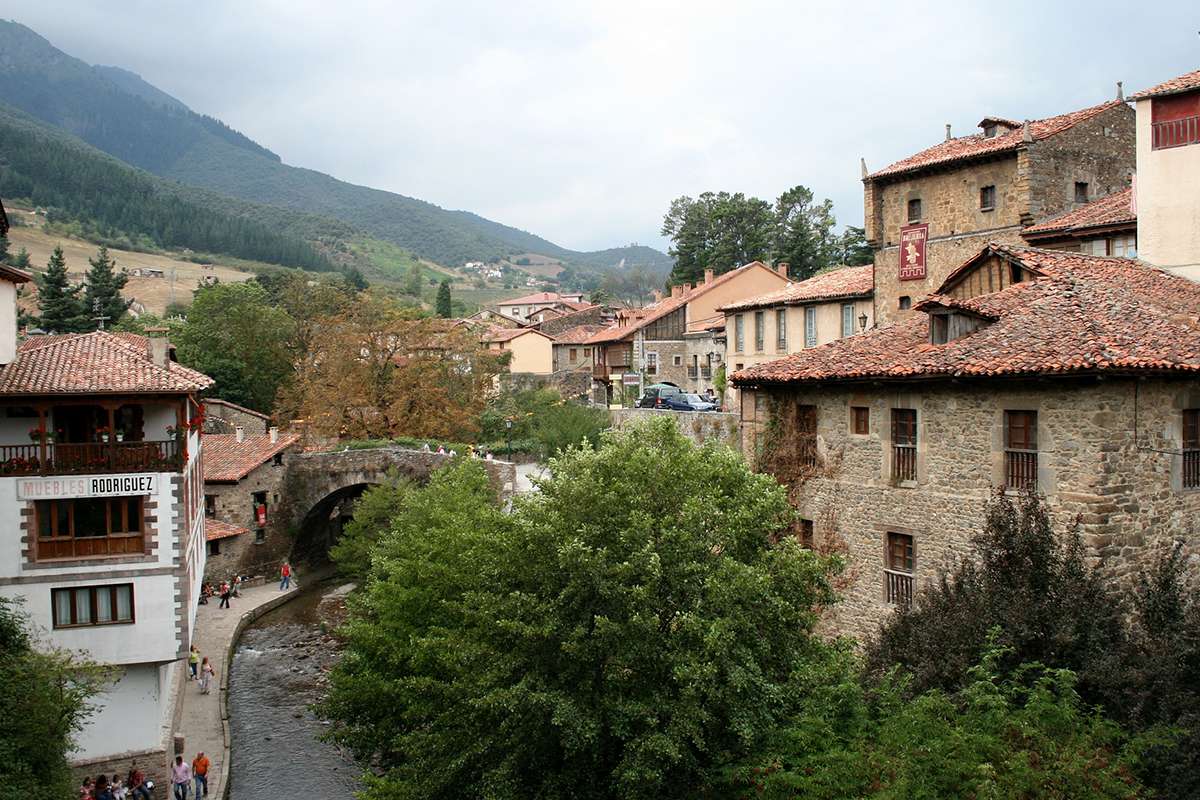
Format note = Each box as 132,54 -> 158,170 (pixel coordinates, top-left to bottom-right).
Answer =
928,308 -> 990,344
931,314 -> 950,344
983,124 -> 997,138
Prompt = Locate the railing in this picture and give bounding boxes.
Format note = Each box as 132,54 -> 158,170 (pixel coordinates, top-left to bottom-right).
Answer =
37,533 -> 145,560
1005,449 -> 1038,492
592,364 -> 610,379
798,436 -> 819,469
701,366 -> 712,379
1152,115 -> 1200,150
687,366 -> 698,378
0,440 -> 182,476
893,444 -> 917,482
1184,449 -> 1200,489
884,569 -> 913,607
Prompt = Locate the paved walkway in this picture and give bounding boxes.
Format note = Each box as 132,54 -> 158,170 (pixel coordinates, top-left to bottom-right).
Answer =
176,579 -> 298,799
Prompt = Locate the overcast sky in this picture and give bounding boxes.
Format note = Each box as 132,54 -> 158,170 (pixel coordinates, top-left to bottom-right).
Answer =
9,1 -> 1199,252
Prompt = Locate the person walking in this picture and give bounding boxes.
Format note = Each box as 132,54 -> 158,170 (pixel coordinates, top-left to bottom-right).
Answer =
199,656 -> 216,695
188,644 -> 200,680
279,561 -> 292,591
218,581 -> 231,609
171,755 -> 192,800
192,751 -> 210,797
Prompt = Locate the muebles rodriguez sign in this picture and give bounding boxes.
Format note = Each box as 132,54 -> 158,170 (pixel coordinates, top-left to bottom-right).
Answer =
17,473 -> 157,500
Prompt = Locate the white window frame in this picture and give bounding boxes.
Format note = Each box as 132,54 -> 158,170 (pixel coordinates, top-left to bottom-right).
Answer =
804,307 -> 817,348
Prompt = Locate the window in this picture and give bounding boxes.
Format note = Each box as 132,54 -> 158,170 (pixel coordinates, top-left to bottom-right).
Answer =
885,533 -> 914,607
35,497 -> 145,560
1004,410 -> 1038,491
208,539 -> 221,557
775,309 -> 787,352
583,347 -> 591,358
1009,263 -> 1024,284
645,352 -> 658,375
672,354 -> 682,366
798,518 -> 814,549
569,347 -> 578,362
980,185 -> 996,211
907,198 -> 922,222
898,296 -> 912,311
796,404 -> 818,468
804,307 -> 817,348
734,315 -> 745,352
983,123 -> 997,138
841,304 -> 854,338
931,314 -> 949,344
891,408 -> 917,482
1106,235 -> 1137,258
255,528 -> 266,544
52,583 -> 133,628
1074,181 -> 1089,204
273,452 -> 284,466
852,406 -> 870,435
754,311 -> 765,352
1185,409 -> 1200,489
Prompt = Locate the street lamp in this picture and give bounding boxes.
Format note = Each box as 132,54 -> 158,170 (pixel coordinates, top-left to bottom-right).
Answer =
858,312 -> 869,333
505,418 -> 513,462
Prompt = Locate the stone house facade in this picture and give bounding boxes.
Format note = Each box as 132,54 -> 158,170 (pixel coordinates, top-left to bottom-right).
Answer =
864,96 -> 1134,326
734,244 -> 1200,642
201,397 -> 270,435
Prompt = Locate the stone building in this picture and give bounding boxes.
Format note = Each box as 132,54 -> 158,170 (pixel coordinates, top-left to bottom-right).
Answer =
1020,187 -> 1136,255
201,427 -> 300,581
863,93 -> 1134,326
551,324 -> 603,373
733,244 -> 1200,641
201,397 -> 270,435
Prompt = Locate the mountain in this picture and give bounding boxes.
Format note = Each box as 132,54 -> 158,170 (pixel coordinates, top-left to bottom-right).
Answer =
0,20 -> 672,275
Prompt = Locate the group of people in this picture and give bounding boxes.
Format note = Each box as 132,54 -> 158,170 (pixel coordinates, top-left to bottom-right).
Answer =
187,644 -> 217,694
78,762 -> 153,799
169,752 -> 211,799
421,441 -> 497,460
198,575 -> 244,608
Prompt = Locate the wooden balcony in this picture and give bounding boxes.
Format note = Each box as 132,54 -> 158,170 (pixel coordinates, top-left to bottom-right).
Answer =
885,569 -> 913,607
592,364 -> 611,380
1004,449 -> 1038,492
893,444 -> 917,482
0,440 -> 182,476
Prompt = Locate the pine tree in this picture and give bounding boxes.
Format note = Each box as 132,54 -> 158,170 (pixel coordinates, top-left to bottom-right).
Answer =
404,262 -> 424,298
82,246 -> 130,330
36,246 -> 86,333
10,248 -> 30,269
0,234 -> 9,264
436,279 -> 452,318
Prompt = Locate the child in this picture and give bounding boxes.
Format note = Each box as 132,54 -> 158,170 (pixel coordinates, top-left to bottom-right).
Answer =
111,773 -> 127,800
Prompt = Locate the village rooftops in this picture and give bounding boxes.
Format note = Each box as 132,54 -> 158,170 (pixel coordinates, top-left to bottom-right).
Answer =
552,324 -> 604,344
0,330 -> 212,395
866,100 -> 1126,181
203,431 -> 300,483
1021,187 -> 1136,240
205,518 -> 251,542
484,327 -> 555,343
734,243 -> 1200,387
1129,68 -> 1200,100
719,265 -> 873,313
498,291 -> 585,306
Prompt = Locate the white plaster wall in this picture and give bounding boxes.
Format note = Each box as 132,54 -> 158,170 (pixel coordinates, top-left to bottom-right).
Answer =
71,663 -> 165,760
1135,97 -> 1200,277
0,281 -> 16,365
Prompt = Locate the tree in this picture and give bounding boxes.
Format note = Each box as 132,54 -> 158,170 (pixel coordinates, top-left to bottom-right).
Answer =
173,282 -> 295,411
773,185 -> 836,280
328,472 -> 413,578
0,233 -> 8,264
0,598 -> 108,800
344,266 -> 369,292
323,419 -> 839,799
435,279 -> 452,318
82,245 -> 130,330
403,261 -> 424,298
834,225 -> 873,267
35,245 -> 86,333
662,192 -> 773,285
10,247 -> 30,269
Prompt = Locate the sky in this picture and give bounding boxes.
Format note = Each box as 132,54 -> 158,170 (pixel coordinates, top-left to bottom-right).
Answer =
7,1 -> 1199,253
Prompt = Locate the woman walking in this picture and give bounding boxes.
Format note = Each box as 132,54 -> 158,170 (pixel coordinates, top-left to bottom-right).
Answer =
218,581 -> 231,609
188,644 -> 200,680
199,656 -> 216,695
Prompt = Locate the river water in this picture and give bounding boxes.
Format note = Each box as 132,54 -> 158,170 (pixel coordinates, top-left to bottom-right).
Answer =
228,583 -> 361,799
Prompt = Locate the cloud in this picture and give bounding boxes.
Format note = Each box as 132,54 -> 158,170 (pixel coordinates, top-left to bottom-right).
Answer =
9,0 -> 1199,253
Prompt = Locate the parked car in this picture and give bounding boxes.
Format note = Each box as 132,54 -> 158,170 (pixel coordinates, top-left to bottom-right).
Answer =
636,382 -> 682,408
664,393 -> 718,412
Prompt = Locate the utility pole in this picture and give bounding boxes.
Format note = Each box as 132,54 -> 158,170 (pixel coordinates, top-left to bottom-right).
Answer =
92,298 -> 110,331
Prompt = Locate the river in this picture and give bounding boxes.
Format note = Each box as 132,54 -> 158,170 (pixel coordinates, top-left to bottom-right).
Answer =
228,582 -> 361,799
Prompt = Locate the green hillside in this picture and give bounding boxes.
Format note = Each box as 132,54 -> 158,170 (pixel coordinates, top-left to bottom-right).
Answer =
0,19 -> 672,275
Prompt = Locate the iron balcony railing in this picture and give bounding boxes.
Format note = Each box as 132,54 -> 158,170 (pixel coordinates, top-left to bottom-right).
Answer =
687,366 -> 698,378
1151,115 -> 1200,150
0,440 -> 182,476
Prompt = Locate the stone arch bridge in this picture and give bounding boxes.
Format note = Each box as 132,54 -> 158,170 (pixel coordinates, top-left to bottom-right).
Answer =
272,447 -> 517,564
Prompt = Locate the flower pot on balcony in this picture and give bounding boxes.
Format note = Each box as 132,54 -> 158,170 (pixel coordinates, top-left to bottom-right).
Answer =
116,432 -> 125,443
101,434 -> 110,443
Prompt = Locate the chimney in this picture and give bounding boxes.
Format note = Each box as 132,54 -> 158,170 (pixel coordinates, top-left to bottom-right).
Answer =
704,268 -> 714,285
671,285 -> 682,299
269,426 -> 279,443
145,326 -> 170,368
652,289 -> 663,302
945,123 -> 952,141
1117,80 -> 1124,101
1021,120 -> 1033,143
235,425 -> 245,443
776,262 -> 790,277
860,157 -> 868,178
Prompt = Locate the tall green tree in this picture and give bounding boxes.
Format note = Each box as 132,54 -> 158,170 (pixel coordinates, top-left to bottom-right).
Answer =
9,247 -> 30,269
323,419 -> 839,799
403,261 -> 424,298
435,279 -> 452,318
834,225 -> 874,266
174,282 -> 295,411
35,245 -> 86,333
773,185 -> 836,280
662,191 -> 773,285
82,245 -> 130,330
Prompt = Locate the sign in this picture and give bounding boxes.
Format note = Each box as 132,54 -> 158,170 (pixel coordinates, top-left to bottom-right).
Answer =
255,504 -> 268,527
898,223 -> 929,281
621,373 -> 640,386
17,473 -> 157,501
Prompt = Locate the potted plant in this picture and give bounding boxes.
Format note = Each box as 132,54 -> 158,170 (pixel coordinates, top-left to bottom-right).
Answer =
28,427 -> 40,442
98,427 -> 110,443
116,431 -> 125,443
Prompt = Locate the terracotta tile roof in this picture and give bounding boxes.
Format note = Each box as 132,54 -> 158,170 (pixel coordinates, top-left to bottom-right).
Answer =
205,519 -> 249,541
202,432 -> 300,482
1129,69 -> 1200,100
0,331 -> 213,395
497,291 -> 583,306
719,265 -> 873,312
1022,188 -> 1135,237
484,327 -> 554,343
553,324 -> 604,344
734,243 -> 1200,386
868,100 -> 1126,181
0,263 -> 31,284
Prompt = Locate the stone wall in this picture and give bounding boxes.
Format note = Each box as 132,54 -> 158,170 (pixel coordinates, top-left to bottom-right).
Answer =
203,451 -> 295,582
741,377 -> 1200,643
201,399 -> 269,435
535,305 -> 607,336
611,408 -> 741,449
500,369 -> 593,401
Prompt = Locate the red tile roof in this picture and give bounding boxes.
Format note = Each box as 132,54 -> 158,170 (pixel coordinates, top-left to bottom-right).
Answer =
205,519 -> 249,541
734,244 -> 1200,386
497,291 -> 584,307
868,100 -> 1126,181
484,327 -> 554,343
719,265 -> 873,312
0,331 -> 213,395
1022,188 -> 1135,237
0,263 -> 32,284
553,324 -> 604,344
1129,69 -> 1200,100
203,432 -> 300,482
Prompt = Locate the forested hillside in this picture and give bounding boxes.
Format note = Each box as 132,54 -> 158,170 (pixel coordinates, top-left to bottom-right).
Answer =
0,20 -> 671,275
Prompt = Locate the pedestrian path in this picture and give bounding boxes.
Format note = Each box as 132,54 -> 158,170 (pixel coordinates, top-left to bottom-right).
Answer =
176,579 -> 298,799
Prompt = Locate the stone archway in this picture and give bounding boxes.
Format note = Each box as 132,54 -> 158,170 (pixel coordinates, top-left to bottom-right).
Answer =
288,482 -> 376,566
